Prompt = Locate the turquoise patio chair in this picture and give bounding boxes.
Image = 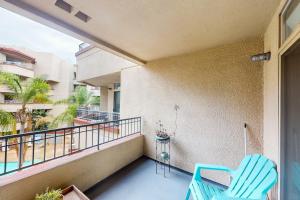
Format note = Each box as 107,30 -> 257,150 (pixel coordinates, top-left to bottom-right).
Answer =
186,154 -> 277,200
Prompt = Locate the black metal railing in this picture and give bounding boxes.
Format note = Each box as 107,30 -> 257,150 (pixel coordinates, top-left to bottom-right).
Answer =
0,117 -> 141,176
76,109 -> 120,122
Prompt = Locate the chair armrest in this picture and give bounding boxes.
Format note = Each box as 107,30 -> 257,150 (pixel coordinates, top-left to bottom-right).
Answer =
193,163 -> 234,180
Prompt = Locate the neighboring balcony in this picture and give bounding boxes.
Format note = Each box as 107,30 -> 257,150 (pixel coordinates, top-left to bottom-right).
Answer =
0,61 -> 34,78
0,103 -> 53,112
75,109 -> 120,125
75,46 -> 134,86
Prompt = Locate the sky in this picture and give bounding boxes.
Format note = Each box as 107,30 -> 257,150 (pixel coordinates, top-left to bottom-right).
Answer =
0,7 -> 82,64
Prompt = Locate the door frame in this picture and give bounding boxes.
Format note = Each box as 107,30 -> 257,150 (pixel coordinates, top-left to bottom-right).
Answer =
278,22 -> 300,200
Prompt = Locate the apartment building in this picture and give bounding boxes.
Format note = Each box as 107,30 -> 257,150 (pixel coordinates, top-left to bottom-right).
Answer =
0,45 -> 74,121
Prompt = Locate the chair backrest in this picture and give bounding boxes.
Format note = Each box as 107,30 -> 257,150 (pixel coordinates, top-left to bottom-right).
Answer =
225,154 -> 278,199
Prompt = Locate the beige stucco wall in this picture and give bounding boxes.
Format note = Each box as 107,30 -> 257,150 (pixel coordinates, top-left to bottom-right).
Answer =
121,38 -> 264,185
0,135 -> 143,200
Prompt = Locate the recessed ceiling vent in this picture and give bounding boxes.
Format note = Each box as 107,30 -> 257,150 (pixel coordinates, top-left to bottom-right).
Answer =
75,11 -> 91,23
55,0 -> 73,13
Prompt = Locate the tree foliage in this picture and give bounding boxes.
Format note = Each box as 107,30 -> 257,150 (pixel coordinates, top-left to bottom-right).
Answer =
52,86 -> 96,127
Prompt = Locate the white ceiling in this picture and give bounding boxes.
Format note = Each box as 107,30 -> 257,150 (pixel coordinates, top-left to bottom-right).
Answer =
2,0 -> 281,62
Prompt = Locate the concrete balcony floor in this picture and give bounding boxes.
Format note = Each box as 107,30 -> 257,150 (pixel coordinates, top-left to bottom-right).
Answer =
85,157 -> 192,200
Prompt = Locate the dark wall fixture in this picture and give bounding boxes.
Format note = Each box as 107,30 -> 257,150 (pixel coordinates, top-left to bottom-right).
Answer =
250,52 -> 271,62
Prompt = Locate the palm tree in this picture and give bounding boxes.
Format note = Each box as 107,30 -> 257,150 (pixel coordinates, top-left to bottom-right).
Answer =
0,72 -> 50,166
52,86 -> 97,127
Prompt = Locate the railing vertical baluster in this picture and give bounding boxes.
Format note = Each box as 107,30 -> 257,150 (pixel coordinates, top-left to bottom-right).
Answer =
4,138 -> 8,173
103,123 -> 106,143
85,125 -> 88,148
130,119 -> 133,135
54,131 -> 57,158
70,128 -> 73,154
112,122 -> 115,140
43,132 -> 46,161
124,120 -> 127,137
18,135 -> 23,169
63,129 -> 66,156
109,122 -> 111,141
119,120 -> 120,138
78,126 -> 81,151
117,120 -> 119,139
127,119 -> 129,136
32,134 -> 35,165
92,124 -> 94,146
97,124 -> 100,150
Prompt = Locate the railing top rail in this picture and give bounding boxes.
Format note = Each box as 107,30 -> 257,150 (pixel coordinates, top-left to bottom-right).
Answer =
76,109 -> 120,115
0,116 -> 141,140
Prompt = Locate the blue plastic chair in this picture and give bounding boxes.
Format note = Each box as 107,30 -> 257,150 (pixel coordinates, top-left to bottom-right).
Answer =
186,154 -> 278,200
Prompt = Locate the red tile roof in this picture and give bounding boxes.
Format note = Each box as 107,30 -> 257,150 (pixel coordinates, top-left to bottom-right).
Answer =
0,47 -> 36,64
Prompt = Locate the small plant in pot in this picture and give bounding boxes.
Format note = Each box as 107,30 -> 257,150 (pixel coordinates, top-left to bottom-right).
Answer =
35,188 -> 63,200
155,120 -> 171,141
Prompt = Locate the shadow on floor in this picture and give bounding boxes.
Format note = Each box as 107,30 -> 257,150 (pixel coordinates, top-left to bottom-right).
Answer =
85,157 -> 192,200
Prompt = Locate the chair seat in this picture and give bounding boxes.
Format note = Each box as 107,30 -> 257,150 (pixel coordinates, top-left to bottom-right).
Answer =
186,155 -> 278,200
190,179 -> 225,200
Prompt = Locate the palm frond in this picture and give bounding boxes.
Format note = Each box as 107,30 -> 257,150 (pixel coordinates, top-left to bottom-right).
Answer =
21,77 -> 50,104
51,104 -> 78,128
0,72 -> 22,98
0,110 -> 15,133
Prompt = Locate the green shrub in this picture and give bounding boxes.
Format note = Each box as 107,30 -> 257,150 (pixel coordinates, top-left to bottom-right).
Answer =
35,188 -> 63,200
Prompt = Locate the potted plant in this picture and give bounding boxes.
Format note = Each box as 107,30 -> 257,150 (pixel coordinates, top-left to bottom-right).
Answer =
35,186 -> 90,200
155,120 -> 171,141
35,188 -> 63,200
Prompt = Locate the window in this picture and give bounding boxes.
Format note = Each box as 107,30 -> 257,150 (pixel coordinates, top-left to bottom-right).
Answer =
281,0 -> 300,44
6,56 -> 23,65
114,83 -> 120,90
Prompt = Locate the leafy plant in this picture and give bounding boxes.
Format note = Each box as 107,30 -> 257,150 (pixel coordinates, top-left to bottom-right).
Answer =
51,86 -> 96,127
35,188 -> 63,200
90,96 -> 100,105
0,110 -> 15,133
32,109 -> 50,131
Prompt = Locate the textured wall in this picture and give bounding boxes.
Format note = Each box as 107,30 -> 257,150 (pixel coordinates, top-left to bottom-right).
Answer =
121,38 -> 263,184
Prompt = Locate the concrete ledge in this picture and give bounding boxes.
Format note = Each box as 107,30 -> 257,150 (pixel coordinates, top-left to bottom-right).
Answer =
0,134 -> 144,200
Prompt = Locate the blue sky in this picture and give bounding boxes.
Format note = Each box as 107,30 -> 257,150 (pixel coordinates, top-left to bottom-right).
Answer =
0,7 -> 82,64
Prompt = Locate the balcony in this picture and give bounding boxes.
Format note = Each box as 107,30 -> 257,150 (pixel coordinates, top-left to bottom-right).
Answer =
0,61 -> 34,78
76,109 -> 120,124
75,46 -> 134,86
0,0 -> 285,199
0,103 -> 53,112
0,117 -> 143,200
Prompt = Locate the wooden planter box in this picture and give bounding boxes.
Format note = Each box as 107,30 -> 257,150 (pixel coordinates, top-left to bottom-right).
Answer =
62,185 -> 89,200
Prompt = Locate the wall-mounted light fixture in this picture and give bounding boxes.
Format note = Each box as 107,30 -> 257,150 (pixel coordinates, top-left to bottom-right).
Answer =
250,52 -> 271,62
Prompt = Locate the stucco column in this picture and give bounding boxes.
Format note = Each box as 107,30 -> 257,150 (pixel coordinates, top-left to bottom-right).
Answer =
100,86 -> 108,111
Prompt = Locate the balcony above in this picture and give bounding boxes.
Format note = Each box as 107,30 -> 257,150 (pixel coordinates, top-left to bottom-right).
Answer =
76,46 -> 135,86
0,62 -> 34,78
